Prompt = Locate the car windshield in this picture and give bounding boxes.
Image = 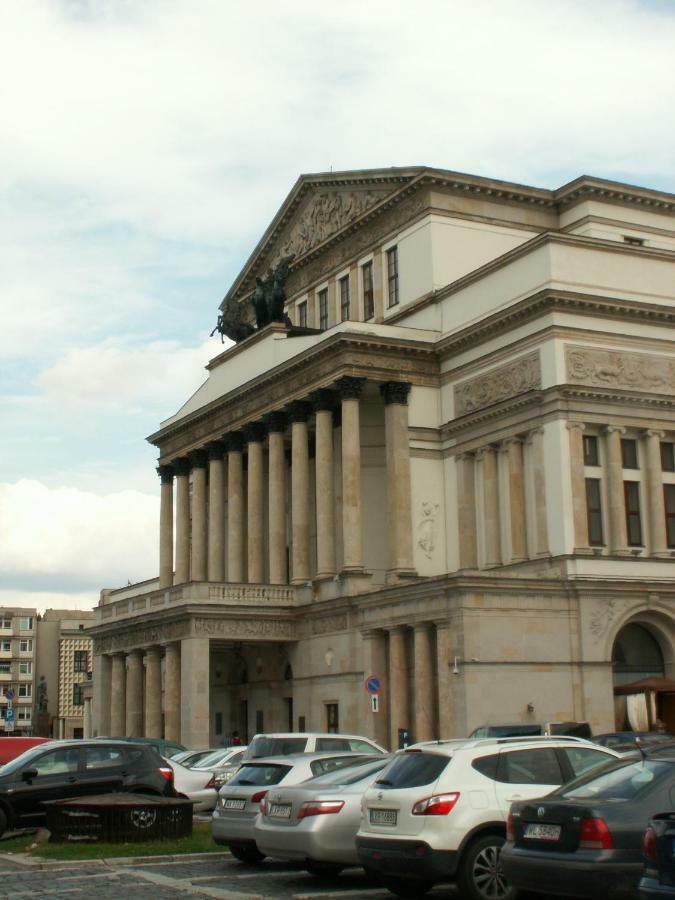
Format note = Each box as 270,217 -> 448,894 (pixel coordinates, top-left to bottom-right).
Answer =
304,757 -> 390,786
228,763 -> 291,787
0,744 -> 61,775
248,737 -> 307,757
374,751 -> 450,789
194,749 -> 233,768
557,759 -> 673,801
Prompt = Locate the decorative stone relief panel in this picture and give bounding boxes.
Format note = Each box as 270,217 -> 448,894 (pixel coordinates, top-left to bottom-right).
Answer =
311,614 -> 349,635
566,346 -> 675,394
94,620 -> 189,654
278,191 -> 386,260
454,351 -> 542,415
589,598 -> 619,641
417,501 -> 440,559
193,618 -> 296,640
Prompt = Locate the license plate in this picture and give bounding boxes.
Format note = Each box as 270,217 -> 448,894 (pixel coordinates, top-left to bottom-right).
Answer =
524,823 -> 561,841
370,808 -> 397,826
269,803 -> 292,818
224,798 -> 246,810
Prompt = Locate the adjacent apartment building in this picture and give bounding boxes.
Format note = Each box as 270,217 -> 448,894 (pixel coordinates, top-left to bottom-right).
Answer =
90,167 -> 675,749
0,608 -> 37,734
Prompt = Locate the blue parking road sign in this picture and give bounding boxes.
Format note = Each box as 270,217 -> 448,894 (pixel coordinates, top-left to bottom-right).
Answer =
365,675 -> 382,695
4,708 -> 14,722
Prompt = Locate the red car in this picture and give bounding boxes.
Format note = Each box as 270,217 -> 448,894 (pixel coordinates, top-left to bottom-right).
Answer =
0,737 -> 52,764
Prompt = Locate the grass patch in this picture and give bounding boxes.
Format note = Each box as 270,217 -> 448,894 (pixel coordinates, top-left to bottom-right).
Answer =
0,822 -> 224,861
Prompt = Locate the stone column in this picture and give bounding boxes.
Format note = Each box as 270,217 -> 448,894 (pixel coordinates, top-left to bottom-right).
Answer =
336,376 -> 366,572
289,401 -> 311,584
605,425 -> 629,554
526,427 -> 550,557
157,465 -> 174,589
312,390 -> 336,579
503,437 -> 527,562
180,637 -> 210,749
190,450 -> 208,581
413,623 -> 435,743
435,622 -> 453,738
361,630 -> 388,748
388,626 -> 411,750
643,430 -> 669,556
144,647 -> 162,738
265,412 -> 288,585
207,441 -> 226,581
92,652 -> 112,737
381,382 -> 415,581
110,654 -> 126,736
245,422 -> 266,584
456,453 -> 478,568
478,446 -> 501,567
226,432 -> 245,582
125,650 -> 143,737
83,698 -> 93,739
174,458 -> 191,584
164,642 -> 181,742
567,422 -> 590,552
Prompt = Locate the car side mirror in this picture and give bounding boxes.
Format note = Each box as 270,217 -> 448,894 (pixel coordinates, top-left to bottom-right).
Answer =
22,768 -> 38,781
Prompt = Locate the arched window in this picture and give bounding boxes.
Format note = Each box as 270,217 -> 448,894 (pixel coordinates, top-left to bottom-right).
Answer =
612,623 -> 665,687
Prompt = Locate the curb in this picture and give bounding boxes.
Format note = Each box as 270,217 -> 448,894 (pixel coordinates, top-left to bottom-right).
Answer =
0,850 -> 231,870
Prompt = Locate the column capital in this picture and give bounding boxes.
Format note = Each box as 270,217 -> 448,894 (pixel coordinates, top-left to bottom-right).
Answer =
566,421 -> 586,433
189,449 -> 208,469
643,429 -> 666,440
380,381 -> 411,406
474,445 -> 496,462
604,425 -> 626,436
263,411 -> 287,433
525,426 -> 545,444
156,464 -> 174,484
311,388 -> 337,413
145,646 -> 162,659
501,435 -> 524,449
454,450 -> 476,462
243,421 -> 267,444
413,621 -> 433,633
287,400 -> 312,423
335,375 -> 365,400
224,431 -> 245,453
173,457 -> 191,477
206,440 -> 226,460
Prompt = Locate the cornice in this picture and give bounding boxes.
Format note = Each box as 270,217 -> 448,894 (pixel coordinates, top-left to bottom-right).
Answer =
554,175 -> 675,213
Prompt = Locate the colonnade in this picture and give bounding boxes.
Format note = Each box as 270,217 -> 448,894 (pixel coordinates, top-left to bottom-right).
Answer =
157,378 -> 415,589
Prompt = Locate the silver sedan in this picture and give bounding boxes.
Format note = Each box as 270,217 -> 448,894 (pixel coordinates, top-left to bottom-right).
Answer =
169,758 -> 218,812
254,756 -> 391,876
212,752 -> 370,864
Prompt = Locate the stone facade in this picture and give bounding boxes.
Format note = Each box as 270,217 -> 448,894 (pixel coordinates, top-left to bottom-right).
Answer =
92,167 -> 675,748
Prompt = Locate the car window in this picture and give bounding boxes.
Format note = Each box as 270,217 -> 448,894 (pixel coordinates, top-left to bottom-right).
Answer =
310,756 -> 361,776
374,752 -> 450,790
563,747 -> 613,779
33,748 -> 80,776
84,747 -> 125,770
229,764 -> 291,787
248,737 -> 307,757
499,748 -> 562,785
472,753 -> 499,780
348,739 -> 380,753
559,760 -> 672,800
124,748 -> 146,765
315,738 -> 351,752
305,758 -> 389,786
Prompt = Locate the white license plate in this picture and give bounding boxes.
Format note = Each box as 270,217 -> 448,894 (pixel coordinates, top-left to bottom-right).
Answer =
524,823 -> 561,841
269,803 -> 292,819
370,808 -> 397,826
224,798 -> 246,810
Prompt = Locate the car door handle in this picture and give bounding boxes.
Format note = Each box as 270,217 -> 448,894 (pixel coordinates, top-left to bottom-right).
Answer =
506,794 -> 522,801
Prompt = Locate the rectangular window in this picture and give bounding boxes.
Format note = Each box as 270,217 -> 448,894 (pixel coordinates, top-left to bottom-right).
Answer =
621,439 -> 639,469
255,709 -> 264,732
18,684 -> 32,698
73,650 -> 89,673
19,662 -> 32,675
17,707 -> 30,721
662,442 -> 675,473
0,619 -> 11,630
1,641 -> 10,652
318,288 -> 328,330
386,247 -> 399,307
19,617 -> 33,631
624,235 -> 645,246
297,301 -> 307,328
73,684 -> 84,706
362,262 -> 374,319
583,435 -> 599,466
326,702 -> 339,734
585,478 -> 604,546
215,711 -> 223,735
19,639 -> 32,653
624,481 -> 643,546
339,275 -> 350,321
0,663 -> 10,674
665,485 -> 675,549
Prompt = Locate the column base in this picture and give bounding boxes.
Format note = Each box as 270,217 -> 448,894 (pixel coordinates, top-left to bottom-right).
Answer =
651,551 -> 673,559
573,547 -> 596,556
385,568 -> 418,585
338,569 -> 373,596
610,548 -> 634,557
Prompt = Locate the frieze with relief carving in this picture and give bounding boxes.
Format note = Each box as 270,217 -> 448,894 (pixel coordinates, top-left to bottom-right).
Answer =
589,598 -> 619,641
566,347 -> 675,394
194,618 -> 296,640
454,352 -> 541,415
311,615 -> 348,635
93,620 -> 189,655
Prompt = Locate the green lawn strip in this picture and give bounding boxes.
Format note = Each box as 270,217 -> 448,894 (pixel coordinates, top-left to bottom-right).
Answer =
1,822 -> 223,861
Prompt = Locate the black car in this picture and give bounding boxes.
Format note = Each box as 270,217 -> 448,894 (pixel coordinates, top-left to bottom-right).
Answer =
0,740 -> 176,837
501,753 -> 675,900
640,813 -> 675,899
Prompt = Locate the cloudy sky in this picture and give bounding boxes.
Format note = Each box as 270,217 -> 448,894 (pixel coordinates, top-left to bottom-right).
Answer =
1,0 -> 674,614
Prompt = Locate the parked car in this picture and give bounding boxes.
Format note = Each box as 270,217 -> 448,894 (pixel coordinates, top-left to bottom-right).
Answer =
244,732 -> 386,759
192,746 -> 247,787
356,737 -> 619,899
95,735 -> 186,758
0,739 -> 175,837
169,758 -> 218,812
594,732 -> 674,752
170,748 -> 220,766
469,722 -> 593,740
255,755 -> 392,877
502,752 -> 675,900
0,736 -> 53,765
640,813 -> 675,900
212,752 -> 372,863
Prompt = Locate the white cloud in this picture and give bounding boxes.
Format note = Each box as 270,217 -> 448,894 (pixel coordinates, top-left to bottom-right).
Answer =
0,590 -> 97,615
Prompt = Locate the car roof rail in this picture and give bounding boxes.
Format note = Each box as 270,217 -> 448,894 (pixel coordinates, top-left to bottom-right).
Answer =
460,735 -> 593,748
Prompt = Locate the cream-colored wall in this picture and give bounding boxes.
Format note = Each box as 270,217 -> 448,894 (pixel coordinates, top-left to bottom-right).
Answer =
560,199 -> 675,238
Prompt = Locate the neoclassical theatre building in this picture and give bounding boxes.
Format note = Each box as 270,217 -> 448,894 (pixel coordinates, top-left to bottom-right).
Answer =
91,167 -> 675,749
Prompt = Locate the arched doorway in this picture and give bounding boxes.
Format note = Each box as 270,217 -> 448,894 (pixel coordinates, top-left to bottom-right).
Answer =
612,623 -> 667,731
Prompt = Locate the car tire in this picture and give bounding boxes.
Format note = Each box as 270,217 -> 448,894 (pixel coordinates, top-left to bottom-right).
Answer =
0,807 -> 7,840
305,861 -> 344,879
459,833 -> 519,900
379,875 -> 434,897
228,844 -> 266,864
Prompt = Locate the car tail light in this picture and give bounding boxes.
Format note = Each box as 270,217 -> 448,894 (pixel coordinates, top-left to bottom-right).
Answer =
506,812 -> 515,842
205,775 -> 216,789
251,790 -> 268,804
643,826 -> 658,862
158,767 -> 174,783
411,793 -> 460,816
579,817 -> 613,850
259,796 -> 269,815
298,800 -> 345,819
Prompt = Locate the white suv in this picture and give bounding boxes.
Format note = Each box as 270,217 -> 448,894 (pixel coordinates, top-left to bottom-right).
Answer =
356,737 -> 619,899
244,732 -> 386,759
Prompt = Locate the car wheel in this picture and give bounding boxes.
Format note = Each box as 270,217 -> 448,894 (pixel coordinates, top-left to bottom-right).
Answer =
0,807 -> 7,840
228,844 -> 266,864
305,861 -> 344,879
459,834 -> 518,900
379,875 -> 434,897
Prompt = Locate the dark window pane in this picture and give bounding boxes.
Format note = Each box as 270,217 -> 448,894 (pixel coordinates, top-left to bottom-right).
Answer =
621,439 -> 638,469
326,702 -> 339,733
563,747 -> 613,779
624,481 -> 643,546
318,289 -> 328,330
297,301 -> 307,328
665,485 -> 675,549
583,436 -> 599,466
662,443 -> 675,472
229,763 -> 291,786
362,262 -> 374,319
374,752 -> 449,789
315,738 -> 350,751
585,478 -> 604,546
339,276 -> 350,321
73,650 -> 88,673
501,748 -> 563,786
387,247 -> 399,307
472,754 -> 499,779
